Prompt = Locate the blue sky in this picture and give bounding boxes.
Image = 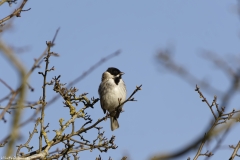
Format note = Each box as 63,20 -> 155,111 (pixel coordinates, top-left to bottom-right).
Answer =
1,1 -> 240,160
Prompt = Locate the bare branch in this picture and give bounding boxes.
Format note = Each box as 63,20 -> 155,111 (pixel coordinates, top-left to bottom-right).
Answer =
229,141 -> 240,160
0,0 -> 30,25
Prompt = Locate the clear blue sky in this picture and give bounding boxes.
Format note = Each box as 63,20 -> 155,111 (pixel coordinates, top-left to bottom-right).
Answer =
1,1 -> 240,160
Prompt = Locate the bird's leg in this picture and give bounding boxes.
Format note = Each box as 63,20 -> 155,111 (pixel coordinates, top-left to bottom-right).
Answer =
117,98 -> 122,109
115,98 -> 123,118
104,112 -> 109,121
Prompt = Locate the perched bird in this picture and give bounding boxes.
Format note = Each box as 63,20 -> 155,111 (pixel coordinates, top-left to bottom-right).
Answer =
98,67 -> 127,131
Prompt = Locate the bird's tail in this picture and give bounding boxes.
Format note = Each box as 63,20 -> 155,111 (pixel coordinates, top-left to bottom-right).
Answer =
110,117 -> 119,131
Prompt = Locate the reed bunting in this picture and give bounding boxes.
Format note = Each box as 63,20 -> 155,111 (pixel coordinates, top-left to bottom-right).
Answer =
98,67 -> 127,131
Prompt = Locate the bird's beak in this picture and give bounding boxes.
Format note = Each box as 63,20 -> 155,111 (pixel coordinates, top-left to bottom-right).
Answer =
119,72 -> 124,75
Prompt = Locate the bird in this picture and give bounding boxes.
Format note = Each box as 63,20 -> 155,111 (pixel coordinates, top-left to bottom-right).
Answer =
98,67 -> 127,131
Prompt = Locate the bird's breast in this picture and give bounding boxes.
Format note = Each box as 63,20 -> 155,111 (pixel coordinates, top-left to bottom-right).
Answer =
99,79 -> 127,112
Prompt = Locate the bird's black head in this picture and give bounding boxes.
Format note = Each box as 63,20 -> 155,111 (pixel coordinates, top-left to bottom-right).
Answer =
107,67 -> 122,76
106,67 -> 124,85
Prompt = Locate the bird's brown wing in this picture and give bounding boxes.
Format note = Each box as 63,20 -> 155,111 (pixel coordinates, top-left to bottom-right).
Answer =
100,98 -> 106,114
98,84 -> 106,114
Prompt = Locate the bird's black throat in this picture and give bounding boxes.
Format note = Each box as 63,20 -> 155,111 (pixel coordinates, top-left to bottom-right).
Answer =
114,76 -> 121,85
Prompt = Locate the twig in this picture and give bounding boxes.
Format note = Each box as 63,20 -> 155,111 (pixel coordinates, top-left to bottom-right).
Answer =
0,78 -> 14,92
121,85 -> 142,106
193,133 -> 207,160
229,141 -> 240,160
0,0 -> 30,25
195,85 -> 217,120
39,41 -> 53,152
0,92 -> 17,120
203,127 -> 230,160
16,118 -> 40,156
26,28 -> 60,78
